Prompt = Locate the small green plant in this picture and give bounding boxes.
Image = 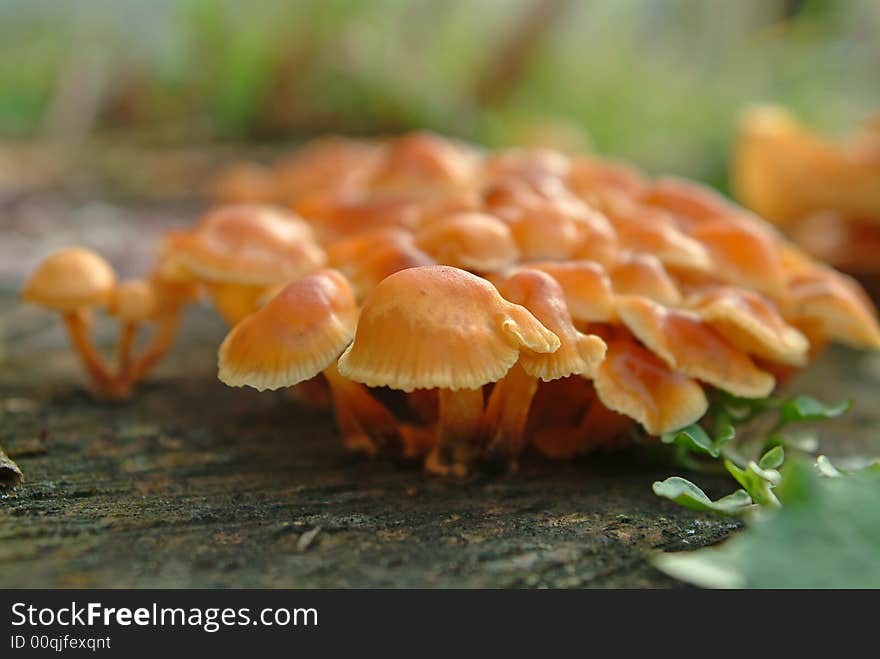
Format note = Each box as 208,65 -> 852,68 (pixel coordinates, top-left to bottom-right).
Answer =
652,393 -> 852,515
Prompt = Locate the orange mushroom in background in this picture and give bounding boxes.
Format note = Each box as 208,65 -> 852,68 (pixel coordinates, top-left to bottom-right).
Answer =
337,265 -> 560,476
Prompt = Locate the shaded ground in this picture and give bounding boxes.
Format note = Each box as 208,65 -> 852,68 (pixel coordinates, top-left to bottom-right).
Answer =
1,189 -> 878,588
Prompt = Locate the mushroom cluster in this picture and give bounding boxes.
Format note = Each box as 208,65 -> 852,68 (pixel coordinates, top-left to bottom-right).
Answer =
24,132 -> 880,475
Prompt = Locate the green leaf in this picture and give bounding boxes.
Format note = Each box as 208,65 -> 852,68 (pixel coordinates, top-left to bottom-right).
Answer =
652,461 -> 880,588
778,396 -> 851,425
815,455 -> 843,478
725,460 -> 781,508
765,431 -> 819,454
759,446 -> 785,470
652,477 -> 753,515
714,392 -> 779,422
661,423 -> 732,458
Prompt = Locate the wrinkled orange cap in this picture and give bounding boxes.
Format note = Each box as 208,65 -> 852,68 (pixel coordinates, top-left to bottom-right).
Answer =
524,260 -> 616,324
218,269 -> 358,391
610,253 -> 682,306
616,295 -> 775,398
108,279 -> 160,322
337,265 -> 560,392
494,269 -> 606,380
594,337 -> 708,435
23,247 -> 116,312
415,212 -> 519,272
177,204 -> 325,285
688,286 -> 809,366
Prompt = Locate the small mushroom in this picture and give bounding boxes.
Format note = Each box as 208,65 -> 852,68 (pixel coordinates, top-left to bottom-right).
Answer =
616,295 -> 775,398
370,132 -> 479,194
107,278 -> 160,388
484,269 -> 606,464
337,265 -> 560,476
22,247 -> 121,397
414,212 -> 519,273
609,253 -> 682,307
218,269 -> 400,454
687,286 -> 809,366
518,260 -> 616,325
174,204 -> 325,324
209,162 -> 281,204
593,336 -> 708,435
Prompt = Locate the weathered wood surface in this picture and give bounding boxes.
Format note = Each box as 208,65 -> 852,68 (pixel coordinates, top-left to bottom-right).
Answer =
1,195 -> 878,588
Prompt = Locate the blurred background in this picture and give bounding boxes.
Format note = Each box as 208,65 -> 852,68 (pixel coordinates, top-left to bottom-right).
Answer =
0,0 -> 878,279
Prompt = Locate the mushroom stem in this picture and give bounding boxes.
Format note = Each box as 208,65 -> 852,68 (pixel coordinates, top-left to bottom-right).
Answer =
323,362 -> 401,455
427,387 -> 484,476
483,362 -> 538,464
208,283 -> 265,325
116,320 -> 139,383
130,306 -> 182,382
61,310 -> 117,394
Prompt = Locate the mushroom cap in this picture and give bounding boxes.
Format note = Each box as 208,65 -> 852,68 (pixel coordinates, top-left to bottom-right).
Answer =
275,136 -> 379,203
610,253 -> 682,306
568,156 -> 648,201
370,132 -> 478,192
23,247 -> 116,312
785,264 -> 880,349
415,212 -> 519,272
218,269 -> 359,391
524,260 -> 616,324
108,279 -> 160,322
483,147 -> 571,182
688,286 -> 809,366
688,218 -> 787,299
295,191 -> 422,240
337,265 -> 560,392
600,194 -> 711,272
616,295 -> 775,398
494,269 -> 606,381
177,204 -> 325,285
594,337 -> 708,435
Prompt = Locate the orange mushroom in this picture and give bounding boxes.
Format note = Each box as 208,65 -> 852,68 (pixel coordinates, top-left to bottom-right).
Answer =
173,204 -> 325,324
218,269 -> 400,454
593,336 -> 708,435
209,162 -> 280,204
616,295 -> 775,398
484,269 -> 606,464
107,278 -> 160,389
609,253 -> 682,307
22,247 -> 122,397
337,265 -> 560,476
414,212 -> 519,273
687,286 -> 809,366
520,260 -> 616,325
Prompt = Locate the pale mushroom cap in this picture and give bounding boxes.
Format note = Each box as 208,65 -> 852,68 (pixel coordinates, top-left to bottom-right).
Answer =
218,269 -> 359,391
23,247 -> 116,312
177,204 -> 325,285
108,279 -> 160,322
594,337 -> 708,436
337,265 -> 560,392
610,253 -> 682,307
494,269 -> 606,381
415,212 -> 519,272
688,286 -> 809,366
616,295 -> 775,398
523,260 -> 616,324
785,264 -> 880,350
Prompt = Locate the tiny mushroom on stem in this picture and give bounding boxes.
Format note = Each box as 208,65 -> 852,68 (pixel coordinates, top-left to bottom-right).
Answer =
107,278 -> 160,390
22,247 -> 123,397
337,265 -> 561,476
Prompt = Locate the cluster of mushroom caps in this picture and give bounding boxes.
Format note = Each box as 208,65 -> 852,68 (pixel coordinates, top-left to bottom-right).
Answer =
24,132 -> 880,476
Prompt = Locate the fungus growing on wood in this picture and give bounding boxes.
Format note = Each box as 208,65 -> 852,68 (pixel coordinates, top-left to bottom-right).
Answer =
219,269 -> 400,455
484,269 -> 606,465
337,265 -> 560,475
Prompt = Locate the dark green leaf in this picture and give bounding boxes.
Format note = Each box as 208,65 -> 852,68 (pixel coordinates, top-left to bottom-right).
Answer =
725,460 -> 780,508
